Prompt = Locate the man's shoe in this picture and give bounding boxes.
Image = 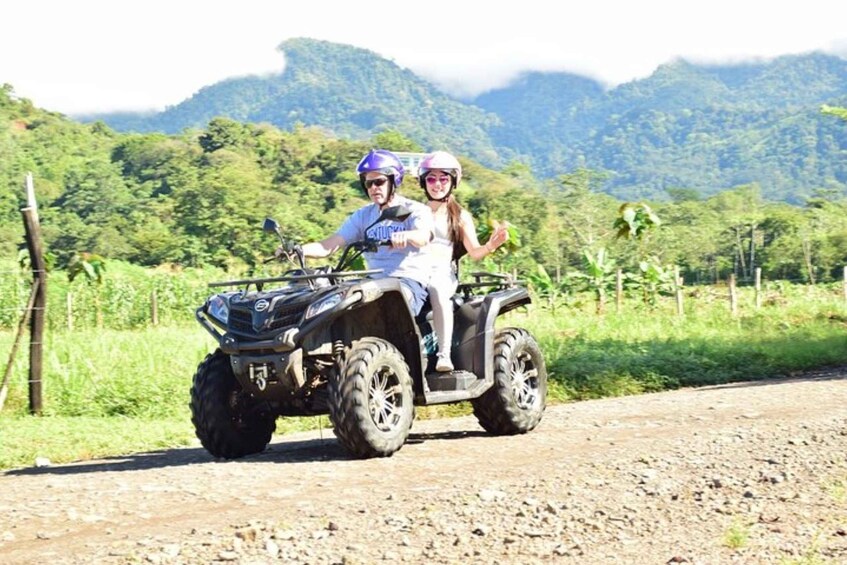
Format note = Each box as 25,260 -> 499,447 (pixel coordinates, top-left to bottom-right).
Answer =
435,354 -> 454,372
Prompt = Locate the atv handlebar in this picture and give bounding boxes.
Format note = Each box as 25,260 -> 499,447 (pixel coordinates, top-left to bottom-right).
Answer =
263,205 -> 409,278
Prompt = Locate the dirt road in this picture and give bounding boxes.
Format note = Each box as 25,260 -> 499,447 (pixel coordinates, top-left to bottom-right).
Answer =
2,369 -> 846,564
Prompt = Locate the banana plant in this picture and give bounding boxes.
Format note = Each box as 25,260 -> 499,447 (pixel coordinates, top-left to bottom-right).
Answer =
67,252 -> 107,327
613,202 -> 661,241
525,263 -> 567,310
570,247 -> 617,314
67,252 -> 106,284
631,257 -> 677,306
476,218 -> 521,253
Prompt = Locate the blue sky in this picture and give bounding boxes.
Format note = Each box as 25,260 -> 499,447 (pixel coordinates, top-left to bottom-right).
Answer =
3,0 -> 847,115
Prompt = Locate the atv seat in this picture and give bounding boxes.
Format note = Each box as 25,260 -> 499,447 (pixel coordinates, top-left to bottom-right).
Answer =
415,293 -> 465,325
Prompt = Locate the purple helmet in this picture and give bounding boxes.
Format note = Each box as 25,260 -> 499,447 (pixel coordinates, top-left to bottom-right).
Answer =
356,149 -> 404,196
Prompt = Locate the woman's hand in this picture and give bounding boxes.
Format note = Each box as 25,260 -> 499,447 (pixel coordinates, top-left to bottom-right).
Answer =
487,222 -> 509,252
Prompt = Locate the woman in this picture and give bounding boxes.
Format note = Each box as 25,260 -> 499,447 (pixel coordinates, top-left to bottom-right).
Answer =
419,151 -> 509,372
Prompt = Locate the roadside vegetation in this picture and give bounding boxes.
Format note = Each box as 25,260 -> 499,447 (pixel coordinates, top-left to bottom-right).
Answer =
2,90 -> 846,470
2,274 -> 845,470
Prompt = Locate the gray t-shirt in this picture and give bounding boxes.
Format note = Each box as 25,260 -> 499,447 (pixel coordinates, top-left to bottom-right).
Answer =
336,195 -> 434,285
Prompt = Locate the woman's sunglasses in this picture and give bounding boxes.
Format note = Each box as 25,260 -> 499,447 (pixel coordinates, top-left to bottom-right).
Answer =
425,175 -> 452,186
364,178 -> 389,189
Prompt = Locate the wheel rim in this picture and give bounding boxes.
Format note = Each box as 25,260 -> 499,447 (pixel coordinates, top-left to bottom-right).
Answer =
510,348 -> 539,410
368,365 -> 405,432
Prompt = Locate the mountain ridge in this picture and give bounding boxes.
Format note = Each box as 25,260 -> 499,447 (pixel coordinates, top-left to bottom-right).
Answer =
80,38 -> 847,202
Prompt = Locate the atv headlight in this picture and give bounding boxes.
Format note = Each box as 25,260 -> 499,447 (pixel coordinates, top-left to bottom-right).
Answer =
207,295 -> 229,325
305,292 -> 342,319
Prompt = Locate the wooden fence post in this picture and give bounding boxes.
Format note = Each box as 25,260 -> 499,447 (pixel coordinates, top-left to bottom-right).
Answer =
674,266 -> 684,318
66,291 -> 73,330
21,173 -> 45,415
729,273 -> 738,317
151,289 -> 159,326
843,266 -> 847,304
755,267 -> 762,309
95,295 -> 103,329
615,269 -> 623,313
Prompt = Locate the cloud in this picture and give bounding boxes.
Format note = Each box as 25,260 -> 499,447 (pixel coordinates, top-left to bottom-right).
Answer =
2,0 -> 847,113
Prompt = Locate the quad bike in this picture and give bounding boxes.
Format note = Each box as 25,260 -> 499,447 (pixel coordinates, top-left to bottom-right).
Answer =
190,205 -> 547,459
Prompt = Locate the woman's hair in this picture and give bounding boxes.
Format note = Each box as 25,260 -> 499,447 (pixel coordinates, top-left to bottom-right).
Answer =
445,197 -> 467,262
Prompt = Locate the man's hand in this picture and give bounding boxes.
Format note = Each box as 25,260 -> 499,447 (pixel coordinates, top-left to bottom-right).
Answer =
274,241 -> 302,259
390,231 -> 410,249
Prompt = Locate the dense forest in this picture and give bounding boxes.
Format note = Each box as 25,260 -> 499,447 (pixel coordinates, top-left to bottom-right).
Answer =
83,38 -> 847,202
2,83 -> 847,291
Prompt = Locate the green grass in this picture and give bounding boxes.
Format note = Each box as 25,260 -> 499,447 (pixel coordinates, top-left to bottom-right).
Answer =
510,286 -> 847,399
2,283 -> 847,470
722,519 -> 750,550
0,326 -> 212,417
0,415 -> 196,469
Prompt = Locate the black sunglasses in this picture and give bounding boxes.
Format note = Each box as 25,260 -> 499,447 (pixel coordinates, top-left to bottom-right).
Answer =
364,178 -> 389,189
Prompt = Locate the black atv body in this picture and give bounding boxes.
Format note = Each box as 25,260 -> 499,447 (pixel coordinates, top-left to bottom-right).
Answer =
191,207 -> 547,459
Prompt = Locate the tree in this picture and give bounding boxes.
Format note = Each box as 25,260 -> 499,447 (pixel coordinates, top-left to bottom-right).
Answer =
371,130 -> 422,152
199,117 -> 248,153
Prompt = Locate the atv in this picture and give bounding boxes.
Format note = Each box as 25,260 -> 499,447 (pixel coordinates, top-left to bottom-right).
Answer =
191,205 -> 547,459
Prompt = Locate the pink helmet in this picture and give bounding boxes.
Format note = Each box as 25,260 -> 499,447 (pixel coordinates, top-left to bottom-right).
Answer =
418,151 -> 462,201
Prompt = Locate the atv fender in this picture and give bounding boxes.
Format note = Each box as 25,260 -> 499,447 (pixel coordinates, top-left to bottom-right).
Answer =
453,287 -> 531,383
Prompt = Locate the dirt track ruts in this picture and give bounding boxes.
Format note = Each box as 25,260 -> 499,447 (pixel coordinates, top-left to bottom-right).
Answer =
2,369 -> 846,564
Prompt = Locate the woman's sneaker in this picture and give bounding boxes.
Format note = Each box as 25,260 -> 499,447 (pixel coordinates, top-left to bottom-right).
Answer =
436,353 -> 454,372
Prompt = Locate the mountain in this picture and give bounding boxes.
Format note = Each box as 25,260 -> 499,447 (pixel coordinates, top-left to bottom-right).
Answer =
88,38 -> 507,168
471,52 -> 847,201
84,40 -> 847,202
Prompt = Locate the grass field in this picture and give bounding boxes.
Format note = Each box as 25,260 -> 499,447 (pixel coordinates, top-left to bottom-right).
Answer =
1,282 -> 846,470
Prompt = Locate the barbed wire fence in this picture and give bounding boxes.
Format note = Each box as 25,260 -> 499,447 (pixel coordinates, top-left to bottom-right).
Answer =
0,271 -> 40,411
0,174 -> 46,414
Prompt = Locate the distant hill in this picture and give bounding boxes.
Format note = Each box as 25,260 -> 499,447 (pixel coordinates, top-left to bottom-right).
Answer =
83,39 -> 847,202
474,53 -> 847,201
86,38 -> 507,168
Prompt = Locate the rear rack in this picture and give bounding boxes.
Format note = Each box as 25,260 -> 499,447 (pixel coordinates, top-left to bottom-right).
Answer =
458,271 -> 524,295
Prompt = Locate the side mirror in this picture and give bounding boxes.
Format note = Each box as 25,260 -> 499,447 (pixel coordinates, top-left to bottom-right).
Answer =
263,218 -> 281,234
377,205 -> 412,223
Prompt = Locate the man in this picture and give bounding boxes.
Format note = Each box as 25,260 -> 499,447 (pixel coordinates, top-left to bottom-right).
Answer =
289,149 -> 433,315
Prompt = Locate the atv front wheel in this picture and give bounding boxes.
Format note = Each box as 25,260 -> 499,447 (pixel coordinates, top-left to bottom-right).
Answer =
472,328 -> 547,435
190,349 -> 276,459
329,337 -> 414,458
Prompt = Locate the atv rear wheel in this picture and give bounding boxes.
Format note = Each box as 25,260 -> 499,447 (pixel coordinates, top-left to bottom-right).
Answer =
329,337 -> 414,458
190,349 -> 276,459
472,328 -> 547,435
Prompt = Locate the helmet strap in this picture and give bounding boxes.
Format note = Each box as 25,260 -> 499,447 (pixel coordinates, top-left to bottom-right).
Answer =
427,190 -> 452,203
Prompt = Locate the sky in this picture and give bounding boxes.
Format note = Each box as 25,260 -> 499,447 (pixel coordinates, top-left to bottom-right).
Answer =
3,0 -> 847,115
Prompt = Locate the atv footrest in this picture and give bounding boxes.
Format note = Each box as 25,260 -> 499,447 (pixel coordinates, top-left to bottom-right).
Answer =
425,370 -> 477,392
421,372 -> 492,405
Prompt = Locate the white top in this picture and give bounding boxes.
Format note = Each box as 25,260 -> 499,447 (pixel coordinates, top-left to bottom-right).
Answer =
429,206 -> 458,286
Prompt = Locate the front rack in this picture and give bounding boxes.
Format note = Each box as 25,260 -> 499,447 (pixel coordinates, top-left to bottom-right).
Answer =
209,269 -> 383,290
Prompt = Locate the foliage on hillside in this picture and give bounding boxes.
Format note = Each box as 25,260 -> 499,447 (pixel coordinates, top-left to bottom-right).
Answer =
80,40 -> 847,201
474,53 -> 847,201
2,83 -> 847,289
